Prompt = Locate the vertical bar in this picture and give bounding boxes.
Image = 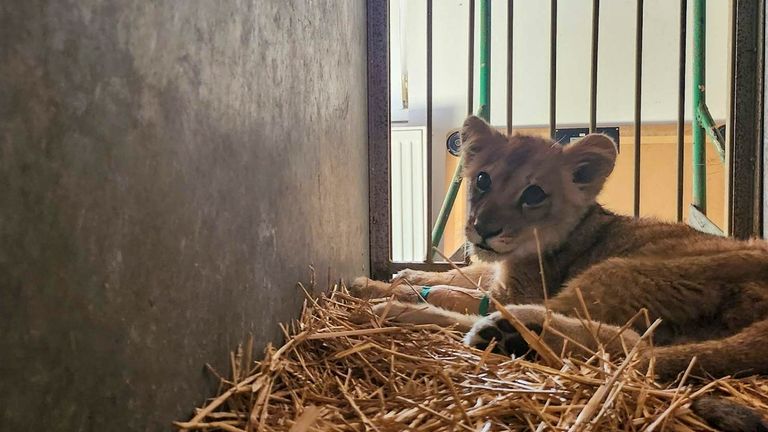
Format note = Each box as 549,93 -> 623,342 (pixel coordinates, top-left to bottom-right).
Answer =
589,0 -> 600,133
730,0 -> 764,238
425,0 -> 433,262
692,0 -> 706,212
549,0 -> 557,139
464,0 -> 476,263
507,0 -> 514,130
366,0 -> 391,280
633,0 -> 644,218
478,0 -> 492,121
467,0 -> 475,115
763,0 -> 768,239
676,0 -> 688,222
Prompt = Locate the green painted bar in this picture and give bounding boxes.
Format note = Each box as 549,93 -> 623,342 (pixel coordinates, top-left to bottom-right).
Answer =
478,0 -> 491,121
430,0 -> 491,257
430,163 -> 464,257
692,0 -> 706,211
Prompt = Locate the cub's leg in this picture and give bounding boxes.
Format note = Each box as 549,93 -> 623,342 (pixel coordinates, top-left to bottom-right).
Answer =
349,262 -> 495,314
648,319 -> 768,432
544,254 -> 756,332
395,262 -> 496,290
648,318 -> 768,380
349,262 -> 495,299
464,304 -> 642,360
349,277 -> 409,300
690,396 -> 768,432
349,278 -> 490,315
362,301 -> 479,332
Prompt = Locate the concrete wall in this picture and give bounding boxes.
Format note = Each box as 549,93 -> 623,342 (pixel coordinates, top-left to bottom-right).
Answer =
0,1 -> 368,430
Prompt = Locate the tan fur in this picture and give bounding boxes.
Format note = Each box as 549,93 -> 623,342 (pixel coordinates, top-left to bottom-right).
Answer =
351,116 -> 768,431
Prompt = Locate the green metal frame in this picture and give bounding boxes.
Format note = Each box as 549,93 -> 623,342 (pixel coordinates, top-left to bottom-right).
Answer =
692,0 -> 707,212
690,0 -> 725,236
429,0 -> 491,258
476,0 -> 492,122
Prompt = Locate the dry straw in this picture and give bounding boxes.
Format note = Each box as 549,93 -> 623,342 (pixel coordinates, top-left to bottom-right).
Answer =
176,283 -> 768,432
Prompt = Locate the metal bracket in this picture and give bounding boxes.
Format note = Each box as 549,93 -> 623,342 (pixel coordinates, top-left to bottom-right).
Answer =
688,204 -> 724,236
696,103 -> 726,162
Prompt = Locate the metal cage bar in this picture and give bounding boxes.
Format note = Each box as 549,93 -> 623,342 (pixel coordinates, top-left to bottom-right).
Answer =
478,0 -> 491,121
468,0 -> 475,116
689,0 -> 727,235
729,0 -> 764,238
589,0 -> 600,133
549,0 -> 557,139
677,0 -> 688,223
692,0 -> 707,212
367,0 -> 391,280
507,0 -> 514,131
425,0 -> 434,262
633,0 -> 644,218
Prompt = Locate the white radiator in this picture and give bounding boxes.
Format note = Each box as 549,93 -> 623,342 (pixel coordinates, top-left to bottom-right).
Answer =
391,127 -> 427,262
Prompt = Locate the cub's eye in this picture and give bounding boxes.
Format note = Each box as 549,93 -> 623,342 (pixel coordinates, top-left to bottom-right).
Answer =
475,172 -> 492,193
521,185 -> 547,207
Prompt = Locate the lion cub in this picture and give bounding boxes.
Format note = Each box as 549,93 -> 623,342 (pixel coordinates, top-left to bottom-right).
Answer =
352,116 -> 768,431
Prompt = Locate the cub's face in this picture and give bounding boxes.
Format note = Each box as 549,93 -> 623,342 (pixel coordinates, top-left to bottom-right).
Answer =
459,116 -> 618,261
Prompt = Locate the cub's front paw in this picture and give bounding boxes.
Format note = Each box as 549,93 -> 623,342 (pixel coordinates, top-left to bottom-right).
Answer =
394,268 -> 435,285
463,307 -> 544,357
348,277 -> 393,299
392,269 -> 429,285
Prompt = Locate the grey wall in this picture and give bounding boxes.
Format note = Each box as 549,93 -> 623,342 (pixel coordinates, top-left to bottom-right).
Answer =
0,1 -> 368,430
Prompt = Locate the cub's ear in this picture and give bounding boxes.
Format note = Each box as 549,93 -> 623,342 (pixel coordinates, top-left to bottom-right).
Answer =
563,133 -> 617,193
460,115 -> 495,163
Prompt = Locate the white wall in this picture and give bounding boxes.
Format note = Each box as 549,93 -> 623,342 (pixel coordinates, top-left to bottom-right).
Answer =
390,0 -> 731,225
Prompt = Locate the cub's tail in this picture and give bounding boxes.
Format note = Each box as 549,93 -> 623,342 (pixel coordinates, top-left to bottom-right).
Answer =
691,396 -> 768,432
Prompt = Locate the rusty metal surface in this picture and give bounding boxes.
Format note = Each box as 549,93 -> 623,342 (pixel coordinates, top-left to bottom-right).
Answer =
764,0 -> 768,238
367,0 -> 393,280
730,0 -> 764,238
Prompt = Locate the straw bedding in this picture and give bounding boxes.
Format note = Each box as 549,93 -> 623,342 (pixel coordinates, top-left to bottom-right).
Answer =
176,283 -> 768,432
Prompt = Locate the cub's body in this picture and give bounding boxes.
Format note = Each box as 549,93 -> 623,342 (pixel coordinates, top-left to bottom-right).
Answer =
351,116 -> 768,431
410,205 -> 768,354
539,208 -> 768,349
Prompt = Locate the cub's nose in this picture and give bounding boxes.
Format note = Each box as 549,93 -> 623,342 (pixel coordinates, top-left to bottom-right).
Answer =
473,221 -> 502,240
